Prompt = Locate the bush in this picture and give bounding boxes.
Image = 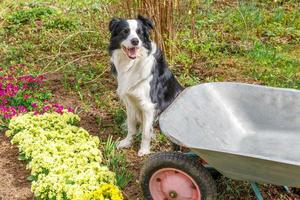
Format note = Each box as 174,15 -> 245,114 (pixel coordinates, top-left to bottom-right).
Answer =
6,111 -> 123,200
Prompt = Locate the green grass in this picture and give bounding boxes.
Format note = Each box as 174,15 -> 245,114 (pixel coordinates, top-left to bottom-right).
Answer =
0,0 -> 299,198
6,6 -> 56,25
102,136 -> 133,189
170,0 -> 299,88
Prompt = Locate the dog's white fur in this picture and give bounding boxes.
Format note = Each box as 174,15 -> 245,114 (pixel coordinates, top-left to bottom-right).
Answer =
111,20 -> 158,156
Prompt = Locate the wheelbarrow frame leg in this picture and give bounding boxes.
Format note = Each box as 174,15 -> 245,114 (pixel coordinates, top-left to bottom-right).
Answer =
283,186 -> 291,193
250,182 -> 264,200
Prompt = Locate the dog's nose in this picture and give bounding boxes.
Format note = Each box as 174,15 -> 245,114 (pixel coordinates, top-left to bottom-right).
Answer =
131,38 -> 139,46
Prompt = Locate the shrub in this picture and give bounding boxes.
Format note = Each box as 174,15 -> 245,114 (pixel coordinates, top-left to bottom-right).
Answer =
6,111 -> 123,200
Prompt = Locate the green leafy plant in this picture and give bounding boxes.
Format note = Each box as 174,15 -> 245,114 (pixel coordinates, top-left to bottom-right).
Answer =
103,136 -> 133,189
7,7 -> 56,25
6,112 -> 123,200
44,17 -> 78,30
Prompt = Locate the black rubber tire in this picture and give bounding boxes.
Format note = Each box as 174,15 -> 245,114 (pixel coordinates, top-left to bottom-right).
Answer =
140,152 -> 217,200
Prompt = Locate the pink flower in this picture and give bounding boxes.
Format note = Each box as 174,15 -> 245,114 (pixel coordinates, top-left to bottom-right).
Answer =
43,105 -> 51,112
37,75 -> 45,81
4,114 -> 11,119
67,107 -> 74,113
22,85 -> 28,90
18,106 -> 27,113
5,76 -> 14,82
24,94 -> 30,100
9,66 -> 16,71
1,98 -> 8,104
34,111 -> 39,115
0,105 -> 7,111
52,103 -> 64,114
52,104 -> 64,109
11,111 -> 17,117
0,89 -> 5,97
31,103 -> 38,108
54,108 -> 63,114
9,106 -> 16,112
5,83 -> 19,97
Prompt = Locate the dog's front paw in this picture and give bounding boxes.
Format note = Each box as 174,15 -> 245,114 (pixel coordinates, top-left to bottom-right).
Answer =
138,148 -> 151,157
117,138 -> 132,149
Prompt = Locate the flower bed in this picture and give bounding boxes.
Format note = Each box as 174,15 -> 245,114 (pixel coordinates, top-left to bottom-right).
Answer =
0,65 -> 72,125
6,111 -> 123,200
1,65 -> 123,199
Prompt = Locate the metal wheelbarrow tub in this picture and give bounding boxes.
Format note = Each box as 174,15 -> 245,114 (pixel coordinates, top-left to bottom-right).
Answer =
159,82 -> 300,187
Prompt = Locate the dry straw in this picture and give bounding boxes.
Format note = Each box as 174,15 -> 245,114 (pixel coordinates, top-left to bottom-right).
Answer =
120,1 -> 198,57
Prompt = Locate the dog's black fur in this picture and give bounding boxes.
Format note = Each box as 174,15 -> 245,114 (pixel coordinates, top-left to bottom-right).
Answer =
150,49 -> 183,113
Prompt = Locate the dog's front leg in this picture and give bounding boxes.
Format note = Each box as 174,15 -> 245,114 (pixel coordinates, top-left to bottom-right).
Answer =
117,103 -> 137,149
138,108 -> 154,156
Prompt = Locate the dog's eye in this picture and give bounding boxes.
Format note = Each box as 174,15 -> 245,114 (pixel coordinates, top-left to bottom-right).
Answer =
122,28 -> 129,34
136,28 -> 142,34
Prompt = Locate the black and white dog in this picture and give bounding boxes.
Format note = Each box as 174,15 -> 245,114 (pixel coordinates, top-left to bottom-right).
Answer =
108,15 -> 183,156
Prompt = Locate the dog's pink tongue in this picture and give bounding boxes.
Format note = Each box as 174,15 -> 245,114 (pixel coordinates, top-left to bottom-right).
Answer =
128,48 -> 137,59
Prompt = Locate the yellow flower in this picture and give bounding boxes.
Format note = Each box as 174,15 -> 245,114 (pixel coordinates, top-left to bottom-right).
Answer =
6,112 -> 123,200
80,184 -> 123,200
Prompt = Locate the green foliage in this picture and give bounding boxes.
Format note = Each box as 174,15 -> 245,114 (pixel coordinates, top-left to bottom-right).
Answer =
7,7 -> 56,25
6,6 -> 78,31
112,108 -> 126,128
171,1 -> 299,88
156,132 -> 168,143
44,17 -> 78,30
248,42 -> 299,88
102,136 -> 133,189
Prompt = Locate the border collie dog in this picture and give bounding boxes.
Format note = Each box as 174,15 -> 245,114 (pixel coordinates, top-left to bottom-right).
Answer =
108,15 -> 183,156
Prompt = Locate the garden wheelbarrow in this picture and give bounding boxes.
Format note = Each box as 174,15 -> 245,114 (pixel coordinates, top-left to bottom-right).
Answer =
140,82 -> 300,200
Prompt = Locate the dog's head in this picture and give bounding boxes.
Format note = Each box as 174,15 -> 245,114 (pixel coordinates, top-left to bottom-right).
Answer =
108,15 -> 154,59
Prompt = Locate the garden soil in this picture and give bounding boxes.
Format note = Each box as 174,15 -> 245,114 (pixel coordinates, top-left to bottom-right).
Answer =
0,134 -> 34,200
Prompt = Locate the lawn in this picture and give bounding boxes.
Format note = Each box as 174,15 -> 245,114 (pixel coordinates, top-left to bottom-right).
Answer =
0,0 -> 299,199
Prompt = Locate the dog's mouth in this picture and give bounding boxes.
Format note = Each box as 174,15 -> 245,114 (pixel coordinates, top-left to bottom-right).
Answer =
122,46 -> 139,59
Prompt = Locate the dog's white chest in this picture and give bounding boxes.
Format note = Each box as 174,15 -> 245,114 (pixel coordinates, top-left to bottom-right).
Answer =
112,49 -> 154,100
117,74 -> 153,110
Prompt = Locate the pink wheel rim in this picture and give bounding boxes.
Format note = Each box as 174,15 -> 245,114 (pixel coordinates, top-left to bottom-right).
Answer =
149,168 -> 201,200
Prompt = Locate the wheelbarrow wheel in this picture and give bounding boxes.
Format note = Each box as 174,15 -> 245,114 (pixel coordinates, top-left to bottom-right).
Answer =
140,152 -> 217,200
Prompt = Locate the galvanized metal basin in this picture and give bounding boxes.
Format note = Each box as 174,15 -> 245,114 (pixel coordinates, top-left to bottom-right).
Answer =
159,82 -> 300,187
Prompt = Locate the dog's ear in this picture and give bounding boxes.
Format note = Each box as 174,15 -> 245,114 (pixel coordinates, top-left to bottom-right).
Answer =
137,14 -> 154,30
109,17 -> 122,33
